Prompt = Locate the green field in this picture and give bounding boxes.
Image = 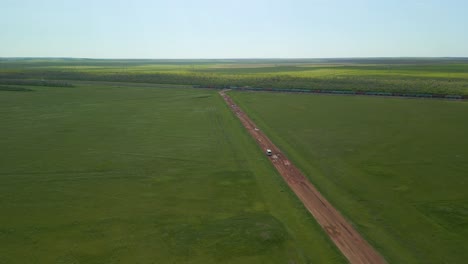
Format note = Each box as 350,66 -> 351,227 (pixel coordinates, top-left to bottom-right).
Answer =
2,59 -> 468,263
230,91 -> 468,263
0,84 -> 346,263
2,58 -> 468,95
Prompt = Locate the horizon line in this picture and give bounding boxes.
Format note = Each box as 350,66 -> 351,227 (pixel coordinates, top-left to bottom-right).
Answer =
1,56 -> 468,60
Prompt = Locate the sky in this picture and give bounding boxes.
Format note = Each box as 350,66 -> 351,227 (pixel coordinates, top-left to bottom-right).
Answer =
1,0 -> 467,58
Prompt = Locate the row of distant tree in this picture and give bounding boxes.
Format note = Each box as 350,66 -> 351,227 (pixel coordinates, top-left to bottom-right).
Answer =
0,70 -> 466,95
0,78 -> 74,87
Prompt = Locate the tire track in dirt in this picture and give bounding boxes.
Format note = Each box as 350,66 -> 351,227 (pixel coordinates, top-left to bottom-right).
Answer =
220,90 -> 386,264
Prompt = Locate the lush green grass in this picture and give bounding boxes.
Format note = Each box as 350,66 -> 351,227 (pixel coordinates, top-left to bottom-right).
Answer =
0,84 -> 345,263
230,91 -> 468,264
1,58 -> 468,95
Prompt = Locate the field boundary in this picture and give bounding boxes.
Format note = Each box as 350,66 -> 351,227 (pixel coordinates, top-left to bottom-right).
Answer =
197,85 -> 466,100
220,90 -> 387,264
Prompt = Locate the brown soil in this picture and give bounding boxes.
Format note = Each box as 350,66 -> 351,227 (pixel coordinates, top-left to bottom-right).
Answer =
220,90 -> 386,264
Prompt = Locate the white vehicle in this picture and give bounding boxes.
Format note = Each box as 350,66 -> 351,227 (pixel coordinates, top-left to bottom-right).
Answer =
266,149 -> 272,156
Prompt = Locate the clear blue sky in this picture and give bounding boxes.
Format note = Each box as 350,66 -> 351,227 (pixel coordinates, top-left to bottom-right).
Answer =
1,0 -> 467,58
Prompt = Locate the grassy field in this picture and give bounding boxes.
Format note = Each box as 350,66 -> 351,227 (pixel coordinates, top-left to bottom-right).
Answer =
1,58 -> 468,95
230,91 -> 468,264
2,59 -> 468,263
0,84 -> 345,263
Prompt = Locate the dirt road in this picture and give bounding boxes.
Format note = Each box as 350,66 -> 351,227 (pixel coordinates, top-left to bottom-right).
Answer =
220,90 -> 386,264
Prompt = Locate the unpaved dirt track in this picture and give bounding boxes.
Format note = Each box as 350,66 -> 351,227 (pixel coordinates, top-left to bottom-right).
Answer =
220,90 -> 386,264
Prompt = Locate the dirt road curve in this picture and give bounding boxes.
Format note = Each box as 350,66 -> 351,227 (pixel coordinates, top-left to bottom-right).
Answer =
220,90 -> 386,264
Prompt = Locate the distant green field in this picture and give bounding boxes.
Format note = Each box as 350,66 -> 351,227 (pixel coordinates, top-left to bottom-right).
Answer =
0,84 -> 345,263
230,91 -> 468,264
1,58 -> 468,95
